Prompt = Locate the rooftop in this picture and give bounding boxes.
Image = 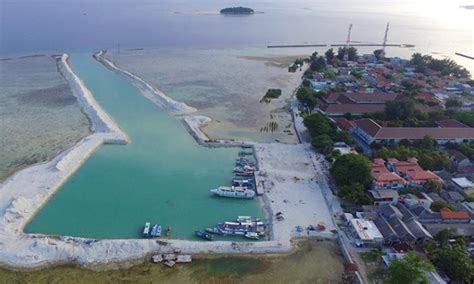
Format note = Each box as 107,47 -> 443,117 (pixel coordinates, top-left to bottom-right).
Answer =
440,210 -> 470,220
451,177 -> 474,189
350,218 -> 384,241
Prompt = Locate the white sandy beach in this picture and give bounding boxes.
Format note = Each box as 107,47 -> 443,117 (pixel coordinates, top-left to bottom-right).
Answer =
0,53 -> 336,270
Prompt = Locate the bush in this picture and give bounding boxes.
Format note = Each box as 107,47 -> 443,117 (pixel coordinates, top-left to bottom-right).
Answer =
331,154 -> 372,187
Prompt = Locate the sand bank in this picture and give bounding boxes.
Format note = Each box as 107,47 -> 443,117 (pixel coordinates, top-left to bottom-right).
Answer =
94,50 -> 196,115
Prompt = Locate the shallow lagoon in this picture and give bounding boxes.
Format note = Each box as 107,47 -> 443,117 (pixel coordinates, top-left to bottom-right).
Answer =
25,54 -> 263,239
0,56 -> 90,181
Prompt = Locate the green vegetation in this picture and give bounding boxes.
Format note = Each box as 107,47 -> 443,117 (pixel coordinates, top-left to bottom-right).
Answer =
387,252 -> 433,284
445,142 -> 474,160
296,86 -> 318,109
374,144 -> 453,172
423,180 -> 442,193
310,56 -> 326,72
361,248 -> 383,263
445,98 -> 463,108
425,229 -> 474,283
303,112 -> 352,154
331,154 -> 372,204
260,88 -> 282,103
220,7 -> 254,15
373,49 -> 385,61
410,53 -> 471,78
325,48 -> 335,63
431,200 -> 455,212
336,47 -> 358,61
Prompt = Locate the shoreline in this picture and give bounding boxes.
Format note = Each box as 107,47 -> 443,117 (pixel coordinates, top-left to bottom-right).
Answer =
0,52 -> 337,271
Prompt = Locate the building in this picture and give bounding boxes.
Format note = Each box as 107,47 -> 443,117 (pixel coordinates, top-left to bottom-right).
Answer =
351,118 -> 474,145
372,159 -> 407,190
348,218 -> 384,244
368,190 -> 399,205
439,208 -> 471,223
317,93 -> 399,116
447,150 -> 472,168
387,158 -> 442,186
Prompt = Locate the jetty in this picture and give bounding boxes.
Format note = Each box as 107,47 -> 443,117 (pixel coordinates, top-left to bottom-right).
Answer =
268,43 -> 414,49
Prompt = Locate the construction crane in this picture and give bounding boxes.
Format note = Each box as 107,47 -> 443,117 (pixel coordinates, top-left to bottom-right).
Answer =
343,23 -> 353,61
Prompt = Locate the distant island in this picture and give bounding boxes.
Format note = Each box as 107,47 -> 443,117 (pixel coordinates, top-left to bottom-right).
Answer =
220,7 -> 254,15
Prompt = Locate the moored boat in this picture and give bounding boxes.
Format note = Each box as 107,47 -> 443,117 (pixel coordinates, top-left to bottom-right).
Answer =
143,222 -> 151,237
210,186 -> 255,199
245,232 -> 260,240
195,230 -> 213,241
150,224 -> 162,237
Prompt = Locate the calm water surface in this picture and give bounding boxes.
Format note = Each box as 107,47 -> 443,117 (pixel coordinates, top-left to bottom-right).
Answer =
26,53 -> 263,239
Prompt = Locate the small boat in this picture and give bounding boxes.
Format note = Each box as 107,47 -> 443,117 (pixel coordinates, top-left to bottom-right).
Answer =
232,178 -> 253,187
143,222 -> 151,237
150,224 -> 162,237
195,230 -> 213,241
166,226 -> 172,237
245,232 -> 260,240
234,165 -> 256,173
210,186 -> 256,199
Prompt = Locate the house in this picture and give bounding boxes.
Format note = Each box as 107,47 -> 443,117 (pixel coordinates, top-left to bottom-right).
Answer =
402,194 -> 432,209
348,218 -> 384,244
436,119 -> 469,128
387,158 -> 442,186
447,150 -> 472,168
371,159 -> 407,190
439,208 -> 471,223
351,118 -> 474,145
368,190 -> 399,205
451,177 -> 474,191
440,190 -> 465,203
317,93 -> 399,116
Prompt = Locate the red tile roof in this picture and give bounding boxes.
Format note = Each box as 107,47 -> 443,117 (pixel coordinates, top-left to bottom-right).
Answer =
354,119 -> 474,140
440,210 -> 470,220
435,119 -> 469,128
335,117 -> 355,130
321,104 -> 385,114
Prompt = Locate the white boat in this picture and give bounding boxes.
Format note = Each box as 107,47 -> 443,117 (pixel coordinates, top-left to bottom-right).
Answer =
143,222 -> 151,237
210,186 -> 255,199
245,232 -> 260,240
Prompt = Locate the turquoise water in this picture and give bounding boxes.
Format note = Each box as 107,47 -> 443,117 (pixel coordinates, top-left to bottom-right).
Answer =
25,54 -> 263,239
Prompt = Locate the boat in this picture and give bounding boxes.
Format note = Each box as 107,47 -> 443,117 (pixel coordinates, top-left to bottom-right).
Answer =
210,186 -> 255,199
166,226 -> 172,237
232,178 -> 253,187
205,227 -> 226,235
239,151 -> 253,156
143,222 -> 151,237
245,232 -> 260,240
195,230 -> 213,241
233,165 -> 256,173
150,224 -> 162,237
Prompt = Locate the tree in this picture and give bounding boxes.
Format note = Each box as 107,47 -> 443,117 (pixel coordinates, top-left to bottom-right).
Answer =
302,79 -> 311,87
445,98 -> 462,108
331,154 -> 372,187
434,243 -> 474,283
385,99 -> 415,120
310,56 -> 327,72
338,183 -> 370,204
336,47 -> 358,61
373,49 -> 385,60
387,252 -> 433,284
430,200 -> 455,212
423,180 -> 442,193
312,134 -> 333,153
325,48 -> 335,63
418,135 -> 436,151
296,86 -> 318,109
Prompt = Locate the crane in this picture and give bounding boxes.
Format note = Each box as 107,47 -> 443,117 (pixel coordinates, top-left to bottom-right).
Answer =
382,22 -> 390,52
343,23 -> 353,61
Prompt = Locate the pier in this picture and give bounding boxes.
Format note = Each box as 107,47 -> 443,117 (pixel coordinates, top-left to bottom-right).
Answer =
267,43 -> 414,49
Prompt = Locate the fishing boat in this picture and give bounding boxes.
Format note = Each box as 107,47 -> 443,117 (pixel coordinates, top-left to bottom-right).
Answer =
195,230 -> 213,241
210,186 -> 255,199
143,222 -> 151,237
239,151 -> 253,156
244,232 -> 260,240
